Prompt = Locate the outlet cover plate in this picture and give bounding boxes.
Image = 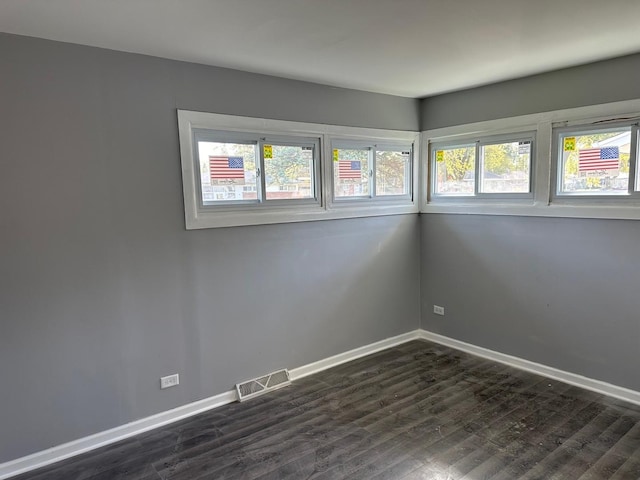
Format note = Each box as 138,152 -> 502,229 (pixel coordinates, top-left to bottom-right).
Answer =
160,374 -> 179,389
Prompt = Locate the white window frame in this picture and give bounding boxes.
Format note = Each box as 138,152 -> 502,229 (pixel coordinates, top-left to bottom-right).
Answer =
192,129 -> 321,209
330,140 -> 414,204
421,98 -> 640,220
429,140 -> 477,198
429,132 -> 535,202
178,110 -> 419,229
552,122 -> 640,202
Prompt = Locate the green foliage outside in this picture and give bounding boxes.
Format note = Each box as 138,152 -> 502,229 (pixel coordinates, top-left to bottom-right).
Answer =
264,145 -> 313,188
438,146 -> 474,182
376,151 -> 408,194
438,143 -> 528,181
482,143 -> 529,176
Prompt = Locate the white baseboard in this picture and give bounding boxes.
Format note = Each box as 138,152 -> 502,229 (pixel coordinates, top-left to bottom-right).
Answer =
3,328 -> 639,479
417,329 -> 640,406
289,330 -> 421,380
0,330 -> 421,479
0,390 -> 237,480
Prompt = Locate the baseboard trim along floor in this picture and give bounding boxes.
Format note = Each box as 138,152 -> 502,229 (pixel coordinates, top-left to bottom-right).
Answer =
417,330 -> 640,406
0,330 -> 418,479
2,328 -> 638,479
0,390 -> 237,480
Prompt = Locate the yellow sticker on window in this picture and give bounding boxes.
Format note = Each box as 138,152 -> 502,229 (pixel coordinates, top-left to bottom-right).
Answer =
263,145 -> 273,159
436,150 -> 444,162
333,149 -> 339,162
563,137 -> 576,152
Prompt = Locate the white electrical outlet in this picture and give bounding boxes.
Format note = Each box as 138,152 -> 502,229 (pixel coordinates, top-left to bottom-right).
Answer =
160,374 -> 179,389
433,305 -> 445,316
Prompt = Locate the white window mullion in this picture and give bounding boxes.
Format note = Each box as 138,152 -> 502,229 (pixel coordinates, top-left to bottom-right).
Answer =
628,125 -> 639,194
474,141 -> 481,195
257,139 -> 266,203
535,121 -> 552,206
370,147 -> 376,199
321,134 -> 332,209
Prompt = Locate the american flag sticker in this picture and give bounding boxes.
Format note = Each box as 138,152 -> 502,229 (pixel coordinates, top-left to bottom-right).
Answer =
338,160 -> 361,179
578,147 -> 620,172
210,156 -> 245,180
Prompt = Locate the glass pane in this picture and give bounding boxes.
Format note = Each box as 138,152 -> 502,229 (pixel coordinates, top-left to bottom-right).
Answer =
376,150 -> 410,196
198,141 -> 257,203
559,129 -> 630,195
480,141 -> 531,193
433,145 -> 475,195
264,145 -> 314,200
334,148 -> 370,198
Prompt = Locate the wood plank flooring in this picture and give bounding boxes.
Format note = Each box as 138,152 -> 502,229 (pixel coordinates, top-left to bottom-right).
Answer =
12,340 -> 640,479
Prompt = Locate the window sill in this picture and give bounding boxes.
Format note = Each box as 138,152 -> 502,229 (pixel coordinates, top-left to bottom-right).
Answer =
187,203 -> 419,229
421,202 -> 640,221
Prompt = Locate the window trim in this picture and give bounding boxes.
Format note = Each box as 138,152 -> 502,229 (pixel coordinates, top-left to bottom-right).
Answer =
193,128 -> 260,208
192,129 -> 322,209
551,122 -> 640,202
429,131 -> 535,202
330,140 -> 414,204
178,110 -> 419,229
429,140 -> 477,199
258,135 -> 321,206
421,98 -> 640,220
375,143 -> 414,200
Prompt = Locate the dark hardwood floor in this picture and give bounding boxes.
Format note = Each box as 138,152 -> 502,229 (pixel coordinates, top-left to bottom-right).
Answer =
12,340 -> 640,479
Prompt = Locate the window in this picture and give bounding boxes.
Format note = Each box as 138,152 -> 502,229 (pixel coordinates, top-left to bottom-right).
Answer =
432,144 -> 475,195
423,100 -> 640,219
178,110 -> 419,229
332,142 -> 412,201
333,146 -> 370,199
430,133 -> 534,199
555,124 -> 639,197
376,148 -> 412,197
264,144 -> 316,200
194,129 -> 319,207
479,140 -> 531,194
197,136 -> 258,204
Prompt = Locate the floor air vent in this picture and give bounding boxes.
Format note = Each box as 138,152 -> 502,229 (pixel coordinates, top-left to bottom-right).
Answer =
235,368 -> 291,402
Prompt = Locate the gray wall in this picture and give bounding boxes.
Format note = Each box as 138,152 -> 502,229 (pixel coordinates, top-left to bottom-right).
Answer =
421,214 -> 640,392
421,53 -> 640,129
420,51 -> 640,394
0,34 -> 421,462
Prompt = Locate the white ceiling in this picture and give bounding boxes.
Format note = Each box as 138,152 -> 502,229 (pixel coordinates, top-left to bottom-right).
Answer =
2,0 -> 640,98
